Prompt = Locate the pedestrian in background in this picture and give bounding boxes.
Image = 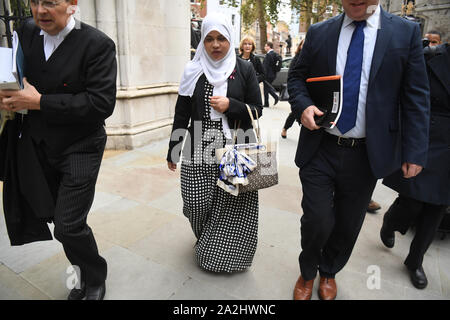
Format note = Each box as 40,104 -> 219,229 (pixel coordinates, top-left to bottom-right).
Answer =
286,34 -> 292,55
263,42 -> 279,107
167,13 -> 263,273
381,40 -> 449,290
239,35 -> 265,84
424,30 -> 442,47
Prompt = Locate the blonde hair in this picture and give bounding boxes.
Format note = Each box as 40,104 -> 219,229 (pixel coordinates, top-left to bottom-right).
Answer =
239,35 -> 256,54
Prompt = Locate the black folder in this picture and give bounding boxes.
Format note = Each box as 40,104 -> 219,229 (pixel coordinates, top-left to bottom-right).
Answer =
306,75 -> 342,129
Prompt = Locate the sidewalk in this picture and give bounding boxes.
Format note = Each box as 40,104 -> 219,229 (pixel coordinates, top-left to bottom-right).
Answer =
0,101 -> 449,300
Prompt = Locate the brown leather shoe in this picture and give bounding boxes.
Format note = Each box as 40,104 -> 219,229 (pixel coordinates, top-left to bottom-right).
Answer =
367,200 -> 381,214
293,275 -> 315,300
318,277 -> 337,300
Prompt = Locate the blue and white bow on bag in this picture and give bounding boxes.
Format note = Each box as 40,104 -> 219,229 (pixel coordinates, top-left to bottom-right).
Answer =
217,146 -> 258,196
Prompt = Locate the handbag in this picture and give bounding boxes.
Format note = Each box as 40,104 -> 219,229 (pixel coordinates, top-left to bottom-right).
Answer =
215,104 -> 278,196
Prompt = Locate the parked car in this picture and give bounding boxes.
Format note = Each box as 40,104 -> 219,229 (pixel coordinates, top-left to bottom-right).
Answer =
255,54 -> 293,92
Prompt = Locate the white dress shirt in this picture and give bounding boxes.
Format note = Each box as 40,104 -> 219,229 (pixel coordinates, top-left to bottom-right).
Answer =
327,5 -> 381,138
40,16 -> 76,61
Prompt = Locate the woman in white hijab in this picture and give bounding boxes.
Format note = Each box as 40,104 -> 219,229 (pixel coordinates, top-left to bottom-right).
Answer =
167,13 -> 263,273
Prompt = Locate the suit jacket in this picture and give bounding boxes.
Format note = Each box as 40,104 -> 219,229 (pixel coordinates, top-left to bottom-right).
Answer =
1,19 -> 117,245
383,44 -> 450,205
287,9 -> 430,179
167,57 -> 263,163
263,50 -> 277,82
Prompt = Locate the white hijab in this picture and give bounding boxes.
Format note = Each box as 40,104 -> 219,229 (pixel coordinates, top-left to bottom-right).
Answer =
179,13 -> 236,97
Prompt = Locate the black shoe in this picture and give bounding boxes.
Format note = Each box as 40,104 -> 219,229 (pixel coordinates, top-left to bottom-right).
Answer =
67,281 -> 86,300
85,282 -> 106,300
263,104 -> 269,108
407,266 -> 428,289
274,96 -> 279,106
380,223 -> 395,248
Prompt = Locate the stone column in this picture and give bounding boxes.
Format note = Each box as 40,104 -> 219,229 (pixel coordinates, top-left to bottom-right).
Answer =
79,0 -> 190,150
105,0 -> 190,149
77,0 -> 96,28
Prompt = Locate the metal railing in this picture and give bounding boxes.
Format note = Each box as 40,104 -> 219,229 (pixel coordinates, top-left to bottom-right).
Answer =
0,1 -> 31,135
0,0 -> 31,48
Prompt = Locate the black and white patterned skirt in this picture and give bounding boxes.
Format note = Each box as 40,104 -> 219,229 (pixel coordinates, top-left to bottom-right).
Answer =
179,80 -> 259,273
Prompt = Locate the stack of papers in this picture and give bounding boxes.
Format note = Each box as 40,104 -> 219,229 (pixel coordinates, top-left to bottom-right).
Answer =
0,31 -> 24,90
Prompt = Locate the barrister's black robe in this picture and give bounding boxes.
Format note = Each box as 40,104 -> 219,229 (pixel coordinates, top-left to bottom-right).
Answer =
0,118 -> 53,245
1,18 -> 117,245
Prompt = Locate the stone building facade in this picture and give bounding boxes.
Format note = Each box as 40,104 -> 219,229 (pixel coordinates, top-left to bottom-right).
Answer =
77,0 -> 190,149
1,0 -> 190,150
380,0 -> 450,42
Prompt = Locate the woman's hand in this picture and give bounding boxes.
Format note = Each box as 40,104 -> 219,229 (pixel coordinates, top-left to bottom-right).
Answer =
210,96 -> 229,113
167,161 -> 177,172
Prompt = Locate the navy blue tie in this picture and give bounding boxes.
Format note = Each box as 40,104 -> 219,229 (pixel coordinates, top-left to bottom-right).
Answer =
337,20 -> 366,134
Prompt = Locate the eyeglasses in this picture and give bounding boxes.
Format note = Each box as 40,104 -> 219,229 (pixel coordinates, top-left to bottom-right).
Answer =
30,0 -> 64,9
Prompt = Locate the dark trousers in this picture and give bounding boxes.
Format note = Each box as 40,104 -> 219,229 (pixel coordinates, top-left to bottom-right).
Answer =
384,195 -> 446,270
34,128 -> 108,286
298,133 -> 377,280
263,78 -> 278,107
283,112 -> 298,130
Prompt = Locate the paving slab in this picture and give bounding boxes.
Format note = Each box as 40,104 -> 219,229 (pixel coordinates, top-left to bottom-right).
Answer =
168,277 -> 240,300
18,237 -> 115,300
88,202 -> 178,248
0,222 -> 61,274
438,248 -> 450,298
0,101 -> 449,301
0,265 -> 49,300
100,245 -> 190,300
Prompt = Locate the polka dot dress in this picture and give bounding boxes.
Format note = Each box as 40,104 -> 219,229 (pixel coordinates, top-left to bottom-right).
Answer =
180,79 -> 259,273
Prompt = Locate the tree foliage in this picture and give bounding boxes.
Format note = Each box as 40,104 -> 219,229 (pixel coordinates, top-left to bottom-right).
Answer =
219,0 -> 282,51
203,0 -> 342,50
290,0 -> 342,30
5,0 -> 31,16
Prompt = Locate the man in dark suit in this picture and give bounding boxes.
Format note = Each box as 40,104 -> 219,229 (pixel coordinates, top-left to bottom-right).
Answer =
381,41 -> 449,290
0,0 -> 117,300
288,0 -> 430,300
263,42 -> 279,107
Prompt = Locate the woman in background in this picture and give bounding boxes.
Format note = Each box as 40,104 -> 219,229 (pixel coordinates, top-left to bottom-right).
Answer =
239,35 -> 265,84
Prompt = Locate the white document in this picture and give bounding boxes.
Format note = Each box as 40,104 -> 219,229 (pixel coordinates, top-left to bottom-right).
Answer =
0,31 -> 23,90
0,47 -> 18,89
0,32 -> 27,114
